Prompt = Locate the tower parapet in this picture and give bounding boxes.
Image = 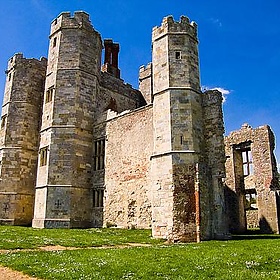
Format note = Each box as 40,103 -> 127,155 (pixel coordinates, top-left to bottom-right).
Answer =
152,16 -> 197,42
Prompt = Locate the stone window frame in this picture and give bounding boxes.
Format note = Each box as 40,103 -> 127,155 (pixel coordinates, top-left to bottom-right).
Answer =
93,138 -> 105,171
93,188 -> 104,208
241,149 -> 253,176
39,146 -> 48,167
45,86 -> 55,103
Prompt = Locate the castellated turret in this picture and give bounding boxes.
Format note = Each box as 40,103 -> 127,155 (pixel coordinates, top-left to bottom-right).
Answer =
150,15 -> 229,241
32,11 -> 103,228
0,53 -> 47,225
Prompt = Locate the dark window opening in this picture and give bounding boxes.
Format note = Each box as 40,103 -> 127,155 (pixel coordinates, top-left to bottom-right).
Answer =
53,37 -> 57,48
93,138 -> 105,171
40,146 -> 48,166
93,189 -> 104,207
175,51 -> 181,59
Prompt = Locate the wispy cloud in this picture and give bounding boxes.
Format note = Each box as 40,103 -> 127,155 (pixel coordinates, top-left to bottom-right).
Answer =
210,18 -> 222,28
202,86 -> 231,103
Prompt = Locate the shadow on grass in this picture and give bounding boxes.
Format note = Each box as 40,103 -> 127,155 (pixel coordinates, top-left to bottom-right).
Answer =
232,229 -> 280,240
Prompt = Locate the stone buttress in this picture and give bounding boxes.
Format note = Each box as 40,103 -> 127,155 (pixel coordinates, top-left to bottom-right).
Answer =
32,12 -> 102,228
0,54 -> 47,225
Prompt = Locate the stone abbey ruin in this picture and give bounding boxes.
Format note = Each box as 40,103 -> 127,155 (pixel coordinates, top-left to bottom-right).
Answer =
0,11 -> 279,242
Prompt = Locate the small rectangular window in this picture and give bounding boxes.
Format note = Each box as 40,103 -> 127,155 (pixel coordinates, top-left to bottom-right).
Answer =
175,51 -> 181,59
40,146 -> 48,166
93,138 -> 105,171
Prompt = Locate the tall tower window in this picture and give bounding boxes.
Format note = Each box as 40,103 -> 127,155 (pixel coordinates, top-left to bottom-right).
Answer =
93,138 -> 105,171
39,146 -> 48,166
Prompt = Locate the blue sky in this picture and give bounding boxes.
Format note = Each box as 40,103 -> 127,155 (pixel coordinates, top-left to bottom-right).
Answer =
0,0 -> 279,168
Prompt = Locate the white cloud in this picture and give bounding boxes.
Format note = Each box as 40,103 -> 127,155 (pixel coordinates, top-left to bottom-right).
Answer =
210,18 -> 222,28
202,86 -> 231,103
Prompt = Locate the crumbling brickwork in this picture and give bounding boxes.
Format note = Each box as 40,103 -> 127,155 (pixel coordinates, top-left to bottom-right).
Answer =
225,124 -> 280,233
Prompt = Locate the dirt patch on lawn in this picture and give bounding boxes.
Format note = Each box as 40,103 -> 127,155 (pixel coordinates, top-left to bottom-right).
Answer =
0,266 -> 39,280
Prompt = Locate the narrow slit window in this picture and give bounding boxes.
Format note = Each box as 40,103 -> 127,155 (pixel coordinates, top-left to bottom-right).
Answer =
40,146 -> 48,166
93,138 -> 105,171
93,189 -> 104,207
53,37 -> 57,48
1,115 -> 7,129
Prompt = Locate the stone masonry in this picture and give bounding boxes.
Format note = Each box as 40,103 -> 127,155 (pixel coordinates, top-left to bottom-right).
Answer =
0,11 -> 278,241
225,124 -> 280,233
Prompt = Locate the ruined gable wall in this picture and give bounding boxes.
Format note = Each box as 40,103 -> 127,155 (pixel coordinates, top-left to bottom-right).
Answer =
225,124 -> 280,233
103,105 -> 153,228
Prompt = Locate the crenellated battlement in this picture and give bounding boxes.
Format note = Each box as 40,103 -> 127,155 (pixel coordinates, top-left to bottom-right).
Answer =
6,53 -> 47,74
139,62 -> 152,81
50,11 -> 95,37
152,15 -> 197,42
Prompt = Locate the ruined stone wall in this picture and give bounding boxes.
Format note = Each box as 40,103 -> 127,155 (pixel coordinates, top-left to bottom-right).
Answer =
202,90 -> 229,239
0,53 -> 47,225
225,124 -> 280,233
103,106 -> 153,228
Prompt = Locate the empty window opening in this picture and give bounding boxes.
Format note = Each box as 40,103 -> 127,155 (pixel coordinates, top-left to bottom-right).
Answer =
175,51 -> 182,59
8,73 -> 12,81
242,149 -> 253,176
245,189 -> 257,210
93,138 -> 105,171
54,19 -> 58,25
40,146 -> 48,166
93,189 -> 104,207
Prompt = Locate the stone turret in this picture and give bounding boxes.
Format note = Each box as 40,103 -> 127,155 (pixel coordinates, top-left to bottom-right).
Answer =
32,12 -> 102,228
150,16 -> 229,241
0,53 -> 47,225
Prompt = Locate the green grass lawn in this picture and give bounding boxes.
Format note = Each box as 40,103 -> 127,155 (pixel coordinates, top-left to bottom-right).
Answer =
0,226 -> 279,279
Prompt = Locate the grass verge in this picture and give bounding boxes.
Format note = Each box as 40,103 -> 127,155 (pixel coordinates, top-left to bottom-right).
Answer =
0,226 -> 279,279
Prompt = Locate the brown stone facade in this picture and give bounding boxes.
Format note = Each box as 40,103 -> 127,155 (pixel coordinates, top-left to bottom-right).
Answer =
225,124 -> 280,233
0,11 -> 278,241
